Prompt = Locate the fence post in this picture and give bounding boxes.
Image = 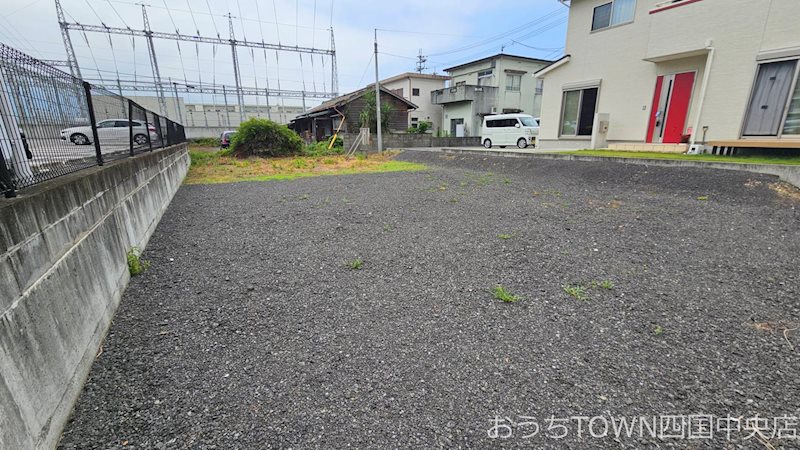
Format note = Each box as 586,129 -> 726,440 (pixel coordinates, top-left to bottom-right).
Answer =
0,152 -> 17,198
83,82 -> 103,166
145,112 -> 153,152
128,100 -> 134,157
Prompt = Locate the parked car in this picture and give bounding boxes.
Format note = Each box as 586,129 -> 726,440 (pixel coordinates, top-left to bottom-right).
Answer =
481,114 -> 539,149
220,130 -> 236,148
60,119 -> 157,146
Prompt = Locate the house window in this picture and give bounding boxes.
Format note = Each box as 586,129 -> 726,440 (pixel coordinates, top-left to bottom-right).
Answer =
392,88 -> 404,97
592,0 -> 636,31
743,59 -> 800,136
412,88 -> 420,96
411,117 -> 419,128
560,87 -> 599,136
477,70 -> 493,86
535,78 -> 544,95
506,74 -> 522,92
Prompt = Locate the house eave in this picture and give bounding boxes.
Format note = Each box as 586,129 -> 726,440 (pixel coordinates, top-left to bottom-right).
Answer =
534,55 -> 570,77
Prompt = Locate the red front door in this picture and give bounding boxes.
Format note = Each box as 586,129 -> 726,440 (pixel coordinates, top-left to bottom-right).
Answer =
647,72 -> 696,144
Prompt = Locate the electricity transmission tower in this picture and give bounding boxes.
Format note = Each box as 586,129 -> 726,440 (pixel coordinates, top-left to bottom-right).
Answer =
415,50 -> 428,74
54,0 -> 339,123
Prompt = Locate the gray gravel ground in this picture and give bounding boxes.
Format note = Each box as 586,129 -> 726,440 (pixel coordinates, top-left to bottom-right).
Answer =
59,150 -> 800,449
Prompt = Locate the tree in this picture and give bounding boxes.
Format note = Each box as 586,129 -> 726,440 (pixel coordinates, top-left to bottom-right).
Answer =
359,91 -> 394,132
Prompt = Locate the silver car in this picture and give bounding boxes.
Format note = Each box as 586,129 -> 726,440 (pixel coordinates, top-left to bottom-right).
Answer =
60,119 -> 158,146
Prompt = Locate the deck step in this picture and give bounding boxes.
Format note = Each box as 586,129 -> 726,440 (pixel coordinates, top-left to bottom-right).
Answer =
608,143 -> 688,153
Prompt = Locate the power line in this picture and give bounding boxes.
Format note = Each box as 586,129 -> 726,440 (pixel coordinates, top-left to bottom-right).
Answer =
427,9 -> 566,57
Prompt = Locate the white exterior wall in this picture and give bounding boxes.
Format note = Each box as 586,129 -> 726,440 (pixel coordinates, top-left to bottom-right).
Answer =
381,76 -> 447,132
443,56 -> 549,136
538,0 -> 800,149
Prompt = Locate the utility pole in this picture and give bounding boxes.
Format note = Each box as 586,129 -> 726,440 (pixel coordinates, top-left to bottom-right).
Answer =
55,0 -> 81,79
374,29 -> 382,153
415,49 -> 427,74
140,3 -> 167,115
228,13 -> 246,124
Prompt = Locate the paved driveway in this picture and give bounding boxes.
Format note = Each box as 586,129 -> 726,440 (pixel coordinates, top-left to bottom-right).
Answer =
59,150 -> 800,449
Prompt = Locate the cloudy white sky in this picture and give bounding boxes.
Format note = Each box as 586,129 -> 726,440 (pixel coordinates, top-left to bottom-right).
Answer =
0,0 -> 568,108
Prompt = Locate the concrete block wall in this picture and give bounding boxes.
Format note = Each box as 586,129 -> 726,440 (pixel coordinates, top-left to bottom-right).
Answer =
340,133 -> 481,151
0,143 -> 190,449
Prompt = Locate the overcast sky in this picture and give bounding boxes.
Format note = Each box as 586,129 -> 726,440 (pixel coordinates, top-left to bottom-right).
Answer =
0,0 -> 568,108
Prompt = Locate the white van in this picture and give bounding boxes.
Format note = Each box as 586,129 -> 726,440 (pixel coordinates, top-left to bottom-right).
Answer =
481,114 -> 539,149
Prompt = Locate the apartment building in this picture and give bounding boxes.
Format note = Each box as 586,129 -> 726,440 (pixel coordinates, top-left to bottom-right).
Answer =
536,0 -> 800,152
380,72 -> 450,132
432,54 -> 552,137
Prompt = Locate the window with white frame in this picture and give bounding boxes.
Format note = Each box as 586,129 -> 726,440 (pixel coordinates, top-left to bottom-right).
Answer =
477,70 -> 493,86
411,117 -> 419,128
506,74 -> 522,92
560,87 -> 599,136
592,0 -> 636,31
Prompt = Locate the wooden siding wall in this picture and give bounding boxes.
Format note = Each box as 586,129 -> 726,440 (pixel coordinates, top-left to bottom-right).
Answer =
340,96 -> 411,133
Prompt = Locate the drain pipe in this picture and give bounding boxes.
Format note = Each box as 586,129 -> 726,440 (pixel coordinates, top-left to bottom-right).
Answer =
689,41 -> 715,154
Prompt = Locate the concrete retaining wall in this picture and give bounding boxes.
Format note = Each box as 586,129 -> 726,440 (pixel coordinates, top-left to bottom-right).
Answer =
341,133 -> 481,152
0,143 -> 190,449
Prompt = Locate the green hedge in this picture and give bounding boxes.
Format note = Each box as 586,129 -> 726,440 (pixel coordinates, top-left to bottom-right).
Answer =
230,118 -> 303,157
188,137 -> 220,146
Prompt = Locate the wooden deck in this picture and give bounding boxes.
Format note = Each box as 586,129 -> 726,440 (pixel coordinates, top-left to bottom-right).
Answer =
709,139 -> 800,149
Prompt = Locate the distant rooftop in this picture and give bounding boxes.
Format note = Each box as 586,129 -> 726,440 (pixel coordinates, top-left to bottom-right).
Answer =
444,53 -> 555,73
380,72 -> 451,84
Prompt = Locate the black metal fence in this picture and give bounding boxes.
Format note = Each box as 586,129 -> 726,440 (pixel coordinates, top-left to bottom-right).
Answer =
0,44 -> 186,198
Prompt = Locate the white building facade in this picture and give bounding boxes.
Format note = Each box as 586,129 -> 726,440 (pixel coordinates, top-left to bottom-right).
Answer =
380,73 -> 450,133
432,54 -> 551,137
537,0 -> 800,151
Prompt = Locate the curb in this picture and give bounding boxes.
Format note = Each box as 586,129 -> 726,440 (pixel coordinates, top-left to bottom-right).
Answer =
422,147 -> 800,189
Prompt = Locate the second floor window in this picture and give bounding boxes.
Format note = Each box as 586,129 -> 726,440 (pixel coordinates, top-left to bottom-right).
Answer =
477,70 -> 493,86
506,74 -> 522,92
592,0 -> 636,31
412,88 -> 420,96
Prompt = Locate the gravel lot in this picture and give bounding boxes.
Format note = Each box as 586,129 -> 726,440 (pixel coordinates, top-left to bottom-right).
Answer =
59,150 -> 800,449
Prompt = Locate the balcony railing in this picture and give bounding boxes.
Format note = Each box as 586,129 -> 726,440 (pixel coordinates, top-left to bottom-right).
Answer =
431,84 -> 498,105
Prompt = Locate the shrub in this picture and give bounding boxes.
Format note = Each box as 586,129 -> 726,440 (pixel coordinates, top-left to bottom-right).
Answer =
359,91 -> 394,132
230,118 -> 303,157
302,138 -> 344,157
407,121 -> 431,134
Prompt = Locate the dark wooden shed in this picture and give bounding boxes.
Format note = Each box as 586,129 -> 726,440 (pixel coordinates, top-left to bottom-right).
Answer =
290,86 -> 418,141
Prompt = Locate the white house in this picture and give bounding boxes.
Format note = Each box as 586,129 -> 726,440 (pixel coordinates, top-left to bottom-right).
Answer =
536,0 -> 800,153
432,54 -> 552,137
379,72 -> 450,132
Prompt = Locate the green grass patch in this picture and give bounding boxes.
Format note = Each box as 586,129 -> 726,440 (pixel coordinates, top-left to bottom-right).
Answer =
347,258 -> 363,270
492,285 -> 520,303
127,247 -> 150,276
185,150 -> 426,185
555,150 -> 800,166
562,284 -> 588,301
